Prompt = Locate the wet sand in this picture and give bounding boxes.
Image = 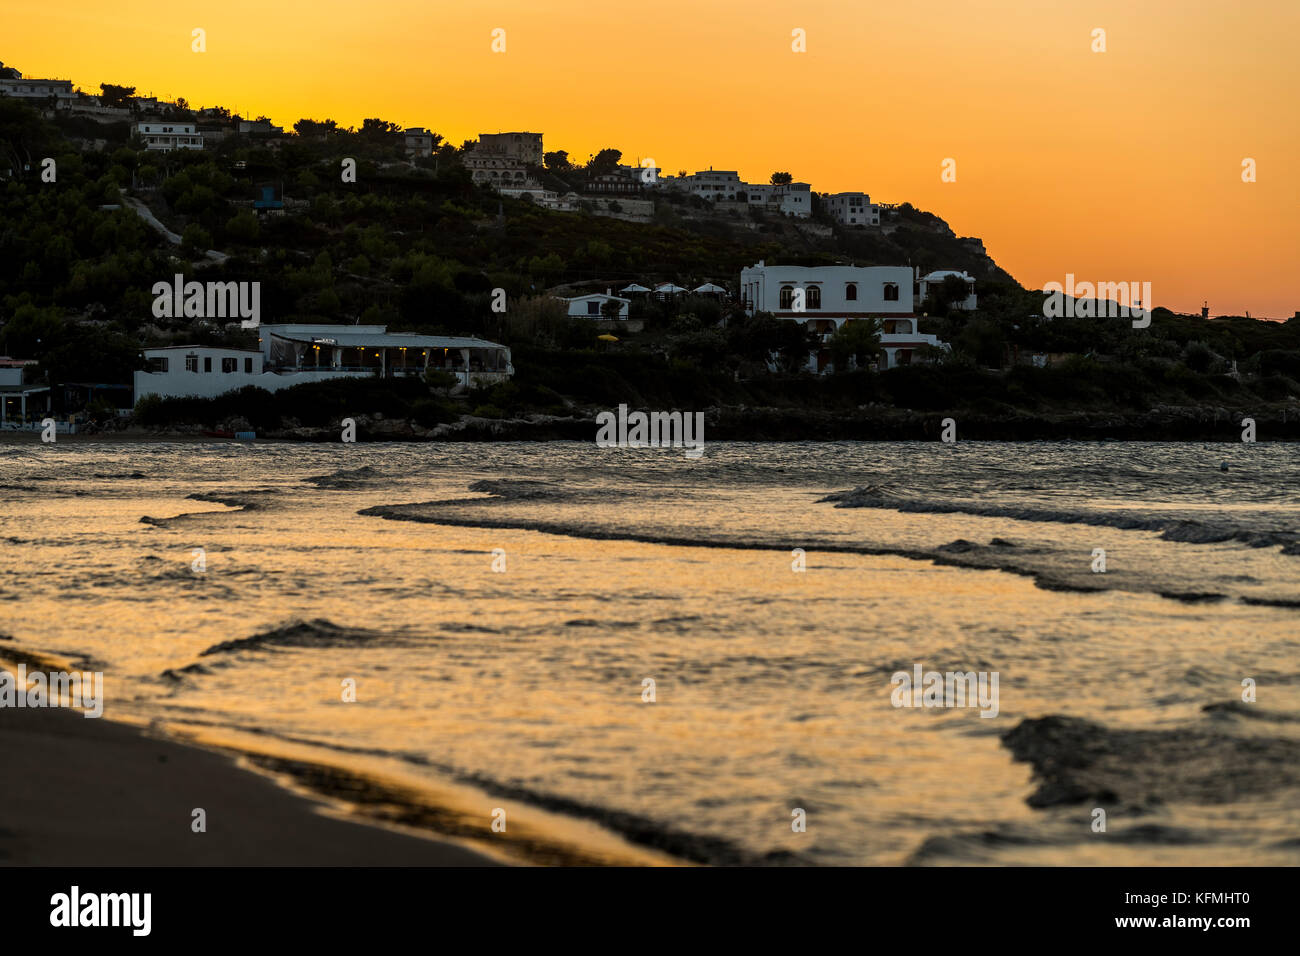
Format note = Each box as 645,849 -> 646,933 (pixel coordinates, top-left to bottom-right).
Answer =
0,705 -> 500,866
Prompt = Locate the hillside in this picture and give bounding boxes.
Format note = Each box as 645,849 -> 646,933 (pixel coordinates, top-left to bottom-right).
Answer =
2,93 -> 1298,439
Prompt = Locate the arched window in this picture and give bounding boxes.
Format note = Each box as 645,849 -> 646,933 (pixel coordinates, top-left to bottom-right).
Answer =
883,283 -> 899,301
845,283 -> 857,301
806,286 -> 821,309
779,286 -> 794,309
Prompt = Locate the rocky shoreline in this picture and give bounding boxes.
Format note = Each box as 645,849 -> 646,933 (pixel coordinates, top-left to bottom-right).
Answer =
100,400 -> 1300,442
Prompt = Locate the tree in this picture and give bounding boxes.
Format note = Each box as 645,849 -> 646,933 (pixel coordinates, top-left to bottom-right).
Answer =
99,84 -> 136,109
828,320 -> 881,372
770,171 -> 793,185
180,223 -> 213,257
294,118 -> 338,137
544,150 -> 570,169
587,148 -> 622,175
360,118 -> 402,142
224,209 -> 260,244
600,298 -> 624,322
175,97 -> 189,111
424,368 -> 458,393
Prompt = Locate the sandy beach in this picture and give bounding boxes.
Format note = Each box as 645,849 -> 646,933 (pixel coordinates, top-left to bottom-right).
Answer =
0,704 -> 499,866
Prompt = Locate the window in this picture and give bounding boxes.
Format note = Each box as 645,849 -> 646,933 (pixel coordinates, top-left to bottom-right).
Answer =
883,283 -> 899,302
222,357 -> 237,373
203,356 -> 212,372
148,357 -> 169,372
587,301 -> 601,315
779,286 -> 794,309
845,283 -> 857,301
244,357 -> 253,373
185,354 -> 198,372
806,286 -> 821,309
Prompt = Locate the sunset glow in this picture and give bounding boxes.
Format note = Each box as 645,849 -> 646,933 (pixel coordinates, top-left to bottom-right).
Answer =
6,0 -> 1297,316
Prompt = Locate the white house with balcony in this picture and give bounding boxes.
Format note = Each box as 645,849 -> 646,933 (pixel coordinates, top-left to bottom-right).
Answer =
740,261 -> 948,372
917,270 -> 977,310
134,122 -> 203,151
134,325 -> 513,402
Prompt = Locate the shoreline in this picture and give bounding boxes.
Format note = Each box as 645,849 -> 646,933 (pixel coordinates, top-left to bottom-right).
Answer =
4,400 -> 1297,443
0,644 -> 679,867
0,702 -> 504,866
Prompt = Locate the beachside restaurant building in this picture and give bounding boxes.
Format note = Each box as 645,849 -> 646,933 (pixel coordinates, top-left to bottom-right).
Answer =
260,324 -> 512,383
134,324 -> 513,402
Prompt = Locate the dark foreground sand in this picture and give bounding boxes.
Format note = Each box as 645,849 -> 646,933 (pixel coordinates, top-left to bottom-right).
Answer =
0,706 -> 499,866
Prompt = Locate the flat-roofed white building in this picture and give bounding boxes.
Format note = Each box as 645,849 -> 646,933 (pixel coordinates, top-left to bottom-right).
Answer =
135,122 -> 203,151
135,325 -> 513,402
917,269 -> 977,310
560,293 -> 630,320
740,260 -> 946,372
773,182 -> 811,218
0,74 -> 75,101
824,192 -> 880,227
672,169 -> 744,200
135,346 -> 264,400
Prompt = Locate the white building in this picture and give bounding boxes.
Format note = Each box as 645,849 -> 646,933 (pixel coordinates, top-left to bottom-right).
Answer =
135,325 -> 513,402
135,122 -> 203,151
773,182 -> 811,218
824,192 -> 880,227
668,169 -> 744,200
135,346 -> 264,400
661,171 -> 811,217
0,72 -> 75,102
560,293 -> 630,320
740,260 -> 947,372
917,270 -> 977,310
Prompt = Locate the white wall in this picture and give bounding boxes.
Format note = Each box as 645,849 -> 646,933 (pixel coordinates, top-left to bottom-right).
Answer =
740,263 -> 915,315
563,294 -> 630,319
135,367 -> 375,401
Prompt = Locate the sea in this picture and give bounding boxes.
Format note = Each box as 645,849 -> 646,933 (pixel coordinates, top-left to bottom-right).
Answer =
1,440 -> 1297,865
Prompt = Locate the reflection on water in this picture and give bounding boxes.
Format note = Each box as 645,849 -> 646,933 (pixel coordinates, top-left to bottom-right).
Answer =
1,441 -> 1297,865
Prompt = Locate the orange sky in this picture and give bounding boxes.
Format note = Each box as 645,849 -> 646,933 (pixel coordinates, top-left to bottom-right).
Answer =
7,0 -> 1298,316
